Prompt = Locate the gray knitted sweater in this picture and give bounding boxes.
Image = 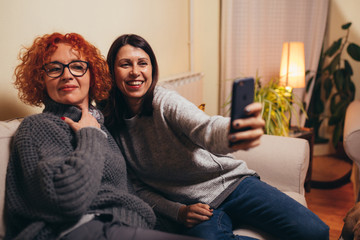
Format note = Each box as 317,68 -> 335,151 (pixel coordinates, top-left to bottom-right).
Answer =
5,100 -> 155,240
116,87 -> 256,221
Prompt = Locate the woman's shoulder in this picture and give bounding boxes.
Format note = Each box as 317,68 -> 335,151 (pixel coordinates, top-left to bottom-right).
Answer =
17,113 -> 65,136
154,85 -> 175,96
154,86 -> 189,106
22,112 -> 60,125
152,86 -> 207,122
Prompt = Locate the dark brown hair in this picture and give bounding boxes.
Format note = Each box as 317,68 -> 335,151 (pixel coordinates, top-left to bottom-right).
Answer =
100,34 -> 159,134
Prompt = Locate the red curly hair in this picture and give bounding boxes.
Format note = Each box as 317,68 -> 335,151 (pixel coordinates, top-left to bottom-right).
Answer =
14,32 -> 112,106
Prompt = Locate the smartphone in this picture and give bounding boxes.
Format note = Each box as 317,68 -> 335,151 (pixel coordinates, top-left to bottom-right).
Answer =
229,77 -> 255,145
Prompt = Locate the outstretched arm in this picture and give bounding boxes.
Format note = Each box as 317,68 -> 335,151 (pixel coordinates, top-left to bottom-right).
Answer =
160,88 -> 264,154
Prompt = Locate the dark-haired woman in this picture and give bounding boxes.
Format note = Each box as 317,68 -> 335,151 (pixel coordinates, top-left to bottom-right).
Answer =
101,34 -> 329,240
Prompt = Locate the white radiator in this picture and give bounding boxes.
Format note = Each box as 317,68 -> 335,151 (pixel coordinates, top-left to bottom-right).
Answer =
159,72 -> 204,107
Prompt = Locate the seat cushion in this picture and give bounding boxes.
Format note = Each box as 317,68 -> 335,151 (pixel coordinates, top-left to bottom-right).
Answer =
0,119 -> 22,239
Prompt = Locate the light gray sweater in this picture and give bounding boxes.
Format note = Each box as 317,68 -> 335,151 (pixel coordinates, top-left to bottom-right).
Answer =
117,86 -> 256,221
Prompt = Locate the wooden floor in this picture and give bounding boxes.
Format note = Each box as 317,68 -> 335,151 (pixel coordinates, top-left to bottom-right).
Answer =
305,155 -> 355,240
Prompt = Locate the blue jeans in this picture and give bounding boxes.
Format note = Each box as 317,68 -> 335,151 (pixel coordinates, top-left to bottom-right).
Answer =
184,176 -> 329,240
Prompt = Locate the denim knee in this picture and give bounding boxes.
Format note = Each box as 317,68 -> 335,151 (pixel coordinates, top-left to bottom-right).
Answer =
299,221 -> 329,240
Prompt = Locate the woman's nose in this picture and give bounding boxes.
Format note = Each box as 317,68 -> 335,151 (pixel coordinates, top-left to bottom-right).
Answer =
130,66 -> 140,77
61,66 -> 73,80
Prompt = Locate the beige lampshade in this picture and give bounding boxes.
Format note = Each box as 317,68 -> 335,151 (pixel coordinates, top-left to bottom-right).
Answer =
279,42 -> 306,88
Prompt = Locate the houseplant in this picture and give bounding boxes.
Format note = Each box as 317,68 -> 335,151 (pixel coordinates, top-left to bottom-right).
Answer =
254,75 -> 305,136
305,22 -> 360,148
224,74 -> 305,136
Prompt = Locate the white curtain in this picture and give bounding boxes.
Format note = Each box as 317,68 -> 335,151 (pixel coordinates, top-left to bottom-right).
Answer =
220,0 -> 329,126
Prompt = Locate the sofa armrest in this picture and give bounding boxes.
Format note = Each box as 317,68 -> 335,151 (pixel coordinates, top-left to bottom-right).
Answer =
0,119 -> 22,239
344,100 -> 360,164
232,134 -> 309,195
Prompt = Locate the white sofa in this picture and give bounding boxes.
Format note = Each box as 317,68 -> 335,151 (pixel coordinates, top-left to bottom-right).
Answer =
0,118 -> 309,240
344,100 -> 360,202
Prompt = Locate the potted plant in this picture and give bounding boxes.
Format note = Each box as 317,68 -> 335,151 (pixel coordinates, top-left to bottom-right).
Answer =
254,75 -> 305,136
224,74 -> 305,136
305,22 -> 360,148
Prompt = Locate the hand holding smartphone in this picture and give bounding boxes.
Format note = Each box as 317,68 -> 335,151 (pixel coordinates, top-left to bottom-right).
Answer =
229,77 -> 255,146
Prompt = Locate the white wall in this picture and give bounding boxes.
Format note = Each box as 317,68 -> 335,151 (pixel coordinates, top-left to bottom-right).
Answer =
193,0 -> 220,115
328,0 -> 360,100
10,1 -> 357,120
0,0 -> 223,120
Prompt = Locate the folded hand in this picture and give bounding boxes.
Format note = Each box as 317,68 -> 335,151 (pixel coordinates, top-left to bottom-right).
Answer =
62,107 -> 100,132
177,203 -> 213,228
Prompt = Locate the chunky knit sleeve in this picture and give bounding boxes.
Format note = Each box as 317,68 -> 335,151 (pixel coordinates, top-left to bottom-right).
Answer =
6,114 -> 107,222
155,87 -> 232,155
127,169 -> 183,221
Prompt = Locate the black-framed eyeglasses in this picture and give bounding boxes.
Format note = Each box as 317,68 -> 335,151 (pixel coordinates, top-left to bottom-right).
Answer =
43,60 -> 89,78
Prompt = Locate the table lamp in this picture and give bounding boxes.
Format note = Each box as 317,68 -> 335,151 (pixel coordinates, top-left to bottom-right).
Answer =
279,42 -> 306,90
279,41 -> 306,129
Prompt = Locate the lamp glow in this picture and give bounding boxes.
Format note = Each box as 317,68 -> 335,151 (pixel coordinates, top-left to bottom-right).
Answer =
279,42 -> 305,88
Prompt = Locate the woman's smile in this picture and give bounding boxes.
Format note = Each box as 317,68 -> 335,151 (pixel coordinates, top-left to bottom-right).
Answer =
126,80 -> 145,87
59,84 -> 79,91
114,44 -> 153,114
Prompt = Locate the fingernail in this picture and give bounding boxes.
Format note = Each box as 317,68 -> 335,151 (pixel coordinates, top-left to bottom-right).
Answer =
61,117 -> 65,120
245,108 -> 251,114
231,135 -> 236,141
235,122 -> 240,127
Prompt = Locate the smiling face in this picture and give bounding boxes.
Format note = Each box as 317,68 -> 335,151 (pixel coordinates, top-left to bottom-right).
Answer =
44,43 -> 90,109
114,44 -> 153,114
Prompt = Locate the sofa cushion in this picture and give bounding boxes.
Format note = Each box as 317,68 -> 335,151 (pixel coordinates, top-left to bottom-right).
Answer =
0,119 -> 22,239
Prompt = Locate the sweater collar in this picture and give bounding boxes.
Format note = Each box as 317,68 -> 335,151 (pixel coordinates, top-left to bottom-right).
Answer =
43,98 -> 104,124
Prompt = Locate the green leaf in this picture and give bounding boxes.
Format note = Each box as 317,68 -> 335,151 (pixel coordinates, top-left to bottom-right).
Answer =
323,77 -> 332,99
332,122 -> 342,148
328,115 -> 340,125
314,98 -> 324,114
324,38 -> 342,57
329,104 -> 346,127
330,97 -> 347,120
329,93 -> 341,114
342,22 -> 352,30
333,69 -> 345,91
306,76 -> 313,93
313,79 -> 322,92
349,80 -> 356,100
344,60 -> 353,76
347,43 -> 360,61
325,53 -> 341,74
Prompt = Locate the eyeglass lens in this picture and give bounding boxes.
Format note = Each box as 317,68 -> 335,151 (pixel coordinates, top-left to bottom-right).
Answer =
44,61 -> 88,78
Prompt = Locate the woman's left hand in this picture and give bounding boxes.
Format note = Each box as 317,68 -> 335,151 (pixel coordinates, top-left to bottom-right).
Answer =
177,203 -> 213,228
62,107 -> 100,132
228,102 -> 265,150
